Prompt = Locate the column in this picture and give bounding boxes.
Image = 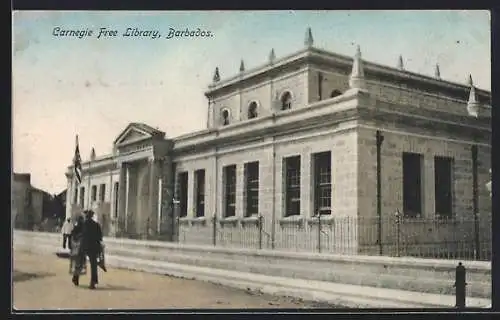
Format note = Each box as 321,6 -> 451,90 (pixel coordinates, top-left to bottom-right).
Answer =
117,163 -> 127,234
148,157 -> 159,235
125,164 -> 131,232
65,175 -> 73,219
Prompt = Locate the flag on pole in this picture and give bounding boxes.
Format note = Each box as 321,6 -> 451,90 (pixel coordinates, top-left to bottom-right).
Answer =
74,135 -> 82,184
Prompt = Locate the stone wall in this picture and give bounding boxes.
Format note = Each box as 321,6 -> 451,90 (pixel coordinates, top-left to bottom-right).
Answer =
356,124 -> 491,256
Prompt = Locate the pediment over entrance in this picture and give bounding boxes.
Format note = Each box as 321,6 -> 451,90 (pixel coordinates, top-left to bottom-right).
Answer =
114,122 -> 166,147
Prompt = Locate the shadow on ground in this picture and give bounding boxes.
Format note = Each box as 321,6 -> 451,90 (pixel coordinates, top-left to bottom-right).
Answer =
13,270 -> 56,283
75,284 -> 136,291
55,252 -> 70,259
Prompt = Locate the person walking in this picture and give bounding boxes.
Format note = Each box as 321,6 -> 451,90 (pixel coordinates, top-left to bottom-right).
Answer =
81,210 -> 103,289
61,218 -> 74,250
70,215 -> 86,286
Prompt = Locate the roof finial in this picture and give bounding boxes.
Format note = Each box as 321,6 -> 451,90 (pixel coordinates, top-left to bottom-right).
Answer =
269,48 -> 276,64
467,75 -> 479,117
239,60 -> 245,73
304,27 -> 314,48
397,55 -> 404,70
213,67 -> 220,83
90,147 -> 96,161
349,45 -> 366,90
434,64 -> 441,79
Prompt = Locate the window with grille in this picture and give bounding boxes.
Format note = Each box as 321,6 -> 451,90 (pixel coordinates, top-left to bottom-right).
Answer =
434,156 -> 453,218
195,169 -> 205,217
224,165 -> 237,217
73,187 -> 78,204
281,91 -> 292,110
403,152 -> 423,217
284,156 -> 301,216
91,185 -> 97,202
244,161 -> 259,217
313,152 -> 332,215
79,187 -> 85,206
177,172 -> 188,217
99,184 -> 106,202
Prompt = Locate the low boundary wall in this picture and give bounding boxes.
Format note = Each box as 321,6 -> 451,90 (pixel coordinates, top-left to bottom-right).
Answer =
13,230 -> 491,300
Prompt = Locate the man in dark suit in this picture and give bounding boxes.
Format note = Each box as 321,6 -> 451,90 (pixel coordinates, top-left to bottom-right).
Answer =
80,210 -> 103,289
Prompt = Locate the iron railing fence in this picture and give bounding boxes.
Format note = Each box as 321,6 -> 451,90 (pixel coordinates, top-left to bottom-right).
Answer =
175,213 -> 492,261
33,211 -> 491,261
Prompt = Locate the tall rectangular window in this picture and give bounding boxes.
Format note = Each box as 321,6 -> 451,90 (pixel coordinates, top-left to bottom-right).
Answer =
91,185 -> 97,202
177,172 -> 188,218
403,152 -> 423,217
284,156 -> 301,217
224,165 -> 237,217
434,156 -> 453,218
313,152 -> 332,215
79,187 -> 85,206
244,161 -> 259,217
113,182 -> 119,218
73,187 -> 78,204
194,169 -> 205,217
99,184 -> 106,202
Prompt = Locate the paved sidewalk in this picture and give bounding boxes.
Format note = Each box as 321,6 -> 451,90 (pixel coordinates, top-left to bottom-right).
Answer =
13,250 -> 338,310
108,254 -> 492,309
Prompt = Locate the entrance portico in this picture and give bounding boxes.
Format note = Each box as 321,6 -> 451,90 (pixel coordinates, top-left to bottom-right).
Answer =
113,123 -> 174,239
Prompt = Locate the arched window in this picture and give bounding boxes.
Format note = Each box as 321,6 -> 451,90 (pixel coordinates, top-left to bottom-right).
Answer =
330,90 -> 342,98
221,109 -> 230,126
281,91 -> 292,110
248,101 -> 258,119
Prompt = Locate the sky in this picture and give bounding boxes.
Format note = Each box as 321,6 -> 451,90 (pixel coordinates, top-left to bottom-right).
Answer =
12,10 -> 491,194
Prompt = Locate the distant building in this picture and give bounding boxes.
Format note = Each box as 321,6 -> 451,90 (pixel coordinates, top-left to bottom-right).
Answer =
12,173 -> 54,230
65,29 -> 491,255
53,189 -> 67,223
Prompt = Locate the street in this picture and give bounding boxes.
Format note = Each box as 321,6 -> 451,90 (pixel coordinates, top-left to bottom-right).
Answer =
13,250 -> 334,310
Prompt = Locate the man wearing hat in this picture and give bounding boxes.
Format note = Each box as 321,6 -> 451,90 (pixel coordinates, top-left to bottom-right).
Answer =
79,210 -> 103,289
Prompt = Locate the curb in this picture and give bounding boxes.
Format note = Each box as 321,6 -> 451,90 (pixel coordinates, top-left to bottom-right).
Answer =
104,254 -> 490,309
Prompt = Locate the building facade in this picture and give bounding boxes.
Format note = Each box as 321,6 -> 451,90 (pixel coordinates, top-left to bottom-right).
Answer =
12,173 -> 51,230
65,29 -> 491,255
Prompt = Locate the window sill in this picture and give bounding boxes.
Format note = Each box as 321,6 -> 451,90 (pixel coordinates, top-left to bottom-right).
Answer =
396,214 -> 458,223
178,216 -> 207,226
241,215 -> 262,226
306,215 -> 335,225
279,215 -> 303,227
219,216 -> 240,226
192,216 -> 207,226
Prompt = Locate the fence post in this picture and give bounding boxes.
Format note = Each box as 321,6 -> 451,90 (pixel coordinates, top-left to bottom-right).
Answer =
317,213 -> 322,253
175,215 -> 180,243
395,209 -> 401,257
212,213 -> 217,247
258,214 -> 263,250
454,262 -> 467,309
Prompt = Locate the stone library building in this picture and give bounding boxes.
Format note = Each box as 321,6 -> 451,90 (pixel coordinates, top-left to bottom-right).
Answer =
65,28 -> 491,256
